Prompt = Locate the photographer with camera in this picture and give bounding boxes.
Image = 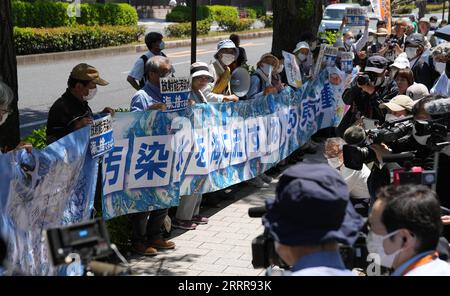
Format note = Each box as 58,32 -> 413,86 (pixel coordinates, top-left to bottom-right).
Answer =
262,163 -> 363,276
368,185 -> 450,275
379,19 -> 408,62
338,56 -> 399,136
404,33 -> 440,90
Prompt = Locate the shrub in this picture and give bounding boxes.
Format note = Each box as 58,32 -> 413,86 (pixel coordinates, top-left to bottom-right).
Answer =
166,5 -> 211,22
12,1 -> 138,28
260,15 -> 273,28
218,17 -> 253,32
207,5 -> 238,23
247,6 -> 266,18
14,25 -> 145,55
245,8 -> 257,20
22,125 -> 47,149
166,20 -> 211,37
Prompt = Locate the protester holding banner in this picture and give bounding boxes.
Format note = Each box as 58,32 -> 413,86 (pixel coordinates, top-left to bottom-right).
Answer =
129,55 -> 176,255
271,56 -> 286,93
172,62 -> 214,230
127,32 -> 168,91
46,63 -> 114,144
292,42 -> 312,80
204,39 -> 240,103
246,53 -> 279,100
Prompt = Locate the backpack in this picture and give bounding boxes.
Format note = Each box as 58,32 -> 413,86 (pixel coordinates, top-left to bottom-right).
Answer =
138,54 -> 149,89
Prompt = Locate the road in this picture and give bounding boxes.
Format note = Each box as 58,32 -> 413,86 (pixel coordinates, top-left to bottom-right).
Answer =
17,36 -> 272,136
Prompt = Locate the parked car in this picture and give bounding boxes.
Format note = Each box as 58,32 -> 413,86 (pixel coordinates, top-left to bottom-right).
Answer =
318,3 -> 362,33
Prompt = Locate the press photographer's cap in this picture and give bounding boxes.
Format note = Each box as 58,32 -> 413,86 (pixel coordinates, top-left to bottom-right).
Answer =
190,62 -> 214,82
263,163 -> 363,246
406,83 -> 430,101
380,95 -> 415,112
365,56 -> 388,73
70,63 -> 109,86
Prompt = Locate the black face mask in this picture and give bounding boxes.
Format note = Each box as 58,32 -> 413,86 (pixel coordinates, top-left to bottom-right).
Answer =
445,60 -> 450,78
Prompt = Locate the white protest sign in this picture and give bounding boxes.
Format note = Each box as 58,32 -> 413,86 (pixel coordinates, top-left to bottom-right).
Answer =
345,7 -> 367,27
160,77 -> 191,112
282,50 -> 302,88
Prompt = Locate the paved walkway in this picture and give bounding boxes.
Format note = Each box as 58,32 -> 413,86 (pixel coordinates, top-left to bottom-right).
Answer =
125,142 -> 327,276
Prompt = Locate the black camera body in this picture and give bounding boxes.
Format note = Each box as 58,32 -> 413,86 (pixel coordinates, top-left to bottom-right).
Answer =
357,74 -> 371,86
251,229 -> 289,269
388,37 -> 398,49
343,117 -> 413,170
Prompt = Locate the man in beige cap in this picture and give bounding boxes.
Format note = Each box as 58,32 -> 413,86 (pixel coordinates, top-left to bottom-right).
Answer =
46,63 -> 114,144
379,94 -> 414,121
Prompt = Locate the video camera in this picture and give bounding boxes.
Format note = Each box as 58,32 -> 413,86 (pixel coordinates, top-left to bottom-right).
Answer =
388,37 -> 399,50
343,116 -> 414,170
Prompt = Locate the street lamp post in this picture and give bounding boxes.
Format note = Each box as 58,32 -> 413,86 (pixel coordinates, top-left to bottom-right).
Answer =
191,0 -> 197,65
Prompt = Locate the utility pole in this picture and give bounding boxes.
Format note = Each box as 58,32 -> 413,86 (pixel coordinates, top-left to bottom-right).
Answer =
191,0 -> 197,64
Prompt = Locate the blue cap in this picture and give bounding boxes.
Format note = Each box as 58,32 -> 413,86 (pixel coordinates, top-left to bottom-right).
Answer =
263,163 -> 363,246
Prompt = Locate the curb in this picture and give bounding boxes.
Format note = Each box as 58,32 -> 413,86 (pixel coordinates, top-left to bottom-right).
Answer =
16,30 -> 273,66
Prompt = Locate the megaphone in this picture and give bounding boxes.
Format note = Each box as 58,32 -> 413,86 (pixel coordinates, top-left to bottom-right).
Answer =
230,67 -> 251,98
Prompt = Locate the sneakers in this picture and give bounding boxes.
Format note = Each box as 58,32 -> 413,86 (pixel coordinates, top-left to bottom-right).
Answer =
173,219 -> 197,230
192,215 -> 209,225
132,243 -> 158,256
259,173 -> 273,184
247,176 -> 269,188
148,238 -> 176,250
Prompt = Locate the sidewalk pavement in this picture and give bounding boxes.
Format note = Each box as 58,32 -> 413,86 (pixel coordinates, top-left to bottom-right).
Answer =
125,142 -> 327,276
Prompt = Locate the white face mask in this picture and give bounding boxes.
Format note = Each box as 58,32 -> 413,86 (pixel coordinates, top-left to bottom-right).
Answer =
297,53 -> 307,62
327,157 -> 342,169
434,60 -> 446,74
220,53 -> 235,66
260,63 -> 273,76
275,64 -> 284,74
405,47 -> 418,60
83,87 -> 97,101
413,125 -> 431,145
0,111 -> 9,126
378,36 -> 386,44
345,38 -> 355,47
366,230 -> 403,268
160,41 -> 165,50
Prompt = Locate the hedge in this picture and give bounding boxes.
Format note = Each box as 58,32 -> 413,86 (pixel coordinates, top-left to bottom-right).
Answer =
12,1 -> 138,28
14,25 -> 145,55
260,15 -> 273,28
218,18 -> 253,32
166,20 -> 212,37
166,5 -> 211,22
208,5 -> 239,23
247,6 -> 266,18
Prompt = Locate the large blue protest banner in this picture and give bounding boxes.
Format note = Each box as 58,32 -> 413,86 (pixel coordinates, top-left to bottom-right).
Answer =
102,69 -> 344,219
0,127 -> 98,275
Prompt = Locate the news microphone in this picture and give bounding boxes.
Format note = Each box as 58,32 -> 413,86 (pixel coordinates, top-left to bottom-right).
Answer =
248,206 -> 267,218
425,98 -> 450,115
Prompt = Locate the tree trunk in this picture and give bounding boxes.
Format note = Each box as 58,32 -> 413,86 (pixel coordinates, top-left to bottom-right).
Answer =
272,0 -> 323,57
417,0 -> 426,19
0,0 -> 20,151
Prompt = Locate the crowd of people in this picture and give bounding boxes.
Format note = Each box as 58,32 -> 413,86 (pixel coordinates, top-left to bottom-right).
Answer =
1,13 -> 450,276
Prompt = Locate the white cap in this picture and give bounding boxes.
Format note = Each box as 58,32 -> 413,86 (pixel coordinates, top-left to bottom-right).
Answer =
391,52 -> 410,70
406,83 -> 430,101
293,41 -> 310,54
190,62 -> 214,82
217,39 -> 238,56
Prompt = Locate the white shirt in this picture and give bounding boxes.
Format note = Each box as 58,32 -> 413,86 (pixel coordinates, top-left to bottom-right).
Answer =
339,164 -> 370,199
405,258 -> 450,276
291,267 -> 355,276
128,51 -> 156,81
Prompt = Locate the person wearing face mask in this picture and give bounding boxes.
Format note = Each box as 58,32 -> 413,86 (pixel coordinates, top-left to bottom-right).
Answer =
203,39 -> 240,103
129,55 -> 176,256
388,52 -> 410,81
324,138 -> 370,216
246,53 -> 279,100
430,44 -> 450,97
338,56 -> 399,137
293,41 -> 313,80
418,17 -> 435,48
404,33 -> 440,90
379,95 -> 414,121
271,54 -> 286,92
368,28 -> 388,57
127,32 -> 168,91
263,163 -> 363,276
46,63 -> 113,144
367,185 -> 450,276
339,17 -> 370,57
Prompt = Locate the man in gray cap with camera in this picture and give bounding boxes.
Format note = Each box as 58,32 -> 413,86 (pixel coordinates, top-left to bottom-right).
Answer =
263,163 -> 363,276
